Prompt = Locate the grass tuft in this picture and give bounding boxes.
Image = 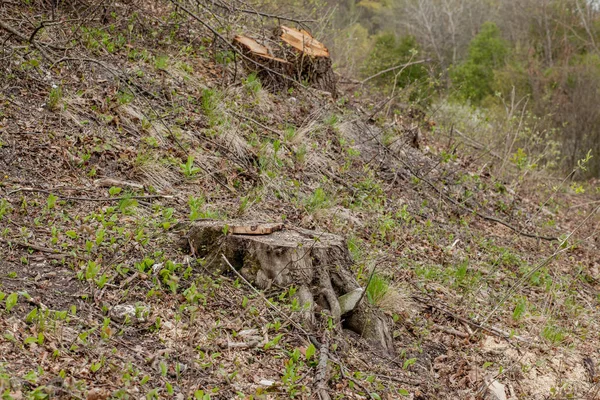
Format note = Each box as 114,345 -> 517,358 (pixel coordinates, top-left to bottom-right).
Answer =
366,273 -> 389,305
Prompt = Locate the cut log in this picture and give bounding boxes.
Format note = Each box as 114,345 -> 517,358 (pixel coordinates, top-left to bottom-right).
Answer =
187,220 -> 394,355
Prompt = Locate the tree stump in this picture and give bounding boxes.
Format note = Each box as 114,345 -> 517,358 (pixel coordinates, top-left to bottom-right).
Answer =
187,221 -> 394,354
233,25 -> 337,96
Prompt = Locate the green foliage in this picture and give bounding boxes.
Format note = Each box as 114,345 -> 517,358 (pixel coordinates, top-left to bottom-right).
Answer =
189,195 -> 223,220
304,187 -> 329,212
451,22 -> 508,103
5,292 -> 18,312
541,323 -> 566,344
180,155 -> 201,178
361,33 -> 430,103
366,273 -> 388,305
512,297 -> 527,321
154,55 -> 169,70
0,199 -> 12,221
243,72 -> 262,95
47,86 -> 62,111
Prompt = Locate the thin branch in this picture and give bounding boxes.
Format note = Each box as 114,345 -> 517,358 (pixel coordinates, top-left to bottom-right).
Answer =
28,20 -> 50,43
354,264 -> 376,309
481,203 -> 600,327
413,296 -> 535,345
206,0 -> 316,23
0,18 -> 28,41
0,237 -> 70,258
0,18 -> 58,63
361,59 -> 431,84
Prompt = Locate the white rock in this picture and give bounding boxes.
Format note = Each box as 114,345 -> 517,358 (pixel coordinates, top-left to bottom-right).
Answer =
338,288 -> 364,315
110,304 -> 148,323
486,379 -> 507,400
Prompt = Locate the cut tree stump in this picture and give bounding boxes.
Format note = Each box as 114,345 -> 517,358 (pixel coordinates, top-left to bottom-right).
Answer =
187,220 -> 394,355
233,25 -> 336,96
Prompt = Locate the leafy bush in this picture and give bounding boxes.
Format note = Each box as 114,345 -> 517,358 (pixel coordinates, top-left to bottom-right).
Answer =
361,33 -> 431,103
451,22 -> 508,103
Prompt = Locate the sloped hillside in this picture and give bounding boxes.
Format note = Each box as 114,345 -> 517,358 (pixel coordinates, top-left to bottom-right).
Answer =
0,1 -> 599,399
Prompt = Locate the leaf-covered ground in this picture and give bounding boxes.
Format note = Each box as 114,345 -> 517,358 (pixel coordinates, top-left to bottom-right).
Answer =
0,1 -> 599,399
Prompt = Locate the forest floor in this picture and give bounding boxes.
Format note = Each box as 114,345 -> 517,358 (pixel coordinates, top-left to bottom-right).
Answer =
0,1 -> 599,399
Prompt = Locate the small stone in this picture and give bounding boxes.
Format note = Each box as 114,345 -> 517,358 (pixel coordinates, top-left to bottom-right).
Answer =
486,379 -> 507,400
258,379 -> 275,387
338,288 -> 364,315
110,304 -> 148,323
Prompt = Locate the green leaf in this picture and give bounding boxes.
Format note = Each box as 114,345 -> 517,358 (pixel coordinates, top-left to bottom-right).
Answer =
65,230 -> 78,239
108,186 -> 122,196
264,333 -> 283,350
90,362 -> 101,373
24,336 -> 38,345
5,292 -> 18,312
399,388 -> 410,396
402,357 -> 417,370
47,193 -> 58,209
305,343 -> 316,360
26,307 -> 38,322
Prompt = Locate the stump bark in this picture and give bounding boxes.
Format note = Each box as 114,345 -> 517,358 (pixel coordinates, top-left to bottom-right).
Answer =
187,221 -> 394,354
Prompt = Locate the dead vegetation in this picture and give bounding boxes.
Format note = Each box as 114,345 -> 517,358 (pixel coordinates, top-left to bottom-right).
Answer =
0,1 -> 599,399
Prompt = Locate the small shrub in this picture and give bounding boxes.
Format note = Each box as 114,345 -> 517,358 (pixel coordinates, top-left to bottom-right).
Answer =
47,85 -> 62,111
366,274 -> 389,305
243,72 -> 262,95
180,155 -> 201,178
304,188 -> 329,212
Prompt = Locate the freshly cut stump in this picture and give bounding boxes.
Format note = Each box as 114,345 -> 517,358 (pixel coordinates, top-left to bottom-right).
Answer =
233,25 -> 337,96
187,221 -> 394,355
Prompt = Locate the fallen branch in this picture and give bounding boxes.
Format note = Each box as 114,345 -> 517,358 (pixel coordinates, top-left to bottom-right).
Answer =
0,18 -> 57,63
481,203 -> 600,327
432,324 -> 469,339
315,333 -> 331,400
0,237 -> 69,258
5,187 -> 173,202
